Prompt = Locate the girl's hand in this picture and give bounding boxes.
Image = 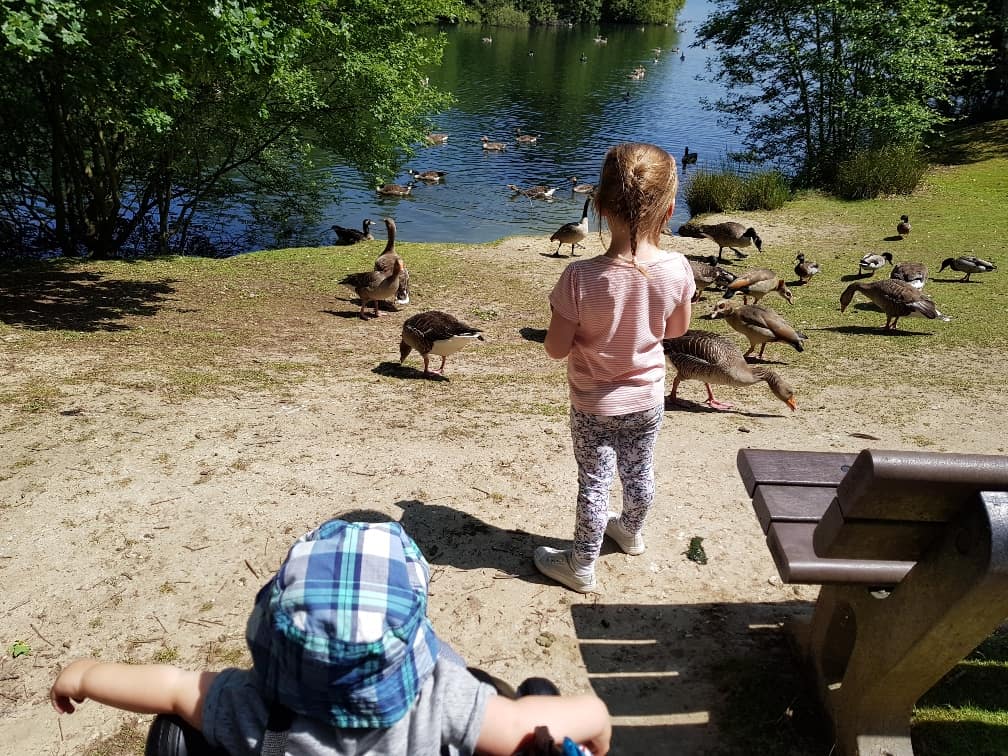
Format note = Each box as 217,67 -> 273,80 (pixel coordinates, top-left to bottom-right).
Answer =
50,659 -> 99,714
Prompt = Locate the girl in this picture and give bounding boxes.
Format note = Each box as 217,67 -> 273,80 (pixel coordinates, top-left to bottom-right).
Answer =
534,143 -> 695,592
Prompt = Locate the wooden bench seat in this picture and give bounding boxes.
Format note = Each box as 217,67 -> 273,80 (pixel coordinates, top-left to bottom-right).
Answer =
736,447 -> 1008,756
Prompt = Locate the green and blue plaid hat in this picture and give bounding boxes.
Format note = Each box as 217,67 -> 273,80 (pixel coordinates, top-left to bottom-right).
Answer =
246,519 -> 440,728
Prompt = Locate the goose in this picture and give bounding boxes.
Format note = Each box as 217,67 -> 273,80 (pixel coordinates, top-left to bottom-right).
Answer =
897,214 -> 911,237
376,181 -> 415,197
938,255 -> 997,282
794,253 -> 820,284
569,177 -> 595,194
680,52 -> 686,61
580,52 -> 588,63
339,256 -> 405,319
515,128 -> 540,144
663,330 -> 797,411
594,35 -> 607,44
549,196 -> 591,257
507,184 -> 557,200
400,311 -> 485,376
481,35 -> 492,44
858,251 -> 893,276
426,133 -> 448,144
839,279 -> 951,331
679,221 -> 762,262
689,256 -> 736,302
682,146 -> 698,166
481,136 -> 507,152
890,261 -> 928,289
373,218 -> 410,306
708,300 -> 806,360
407,169 -> 447,183
723,268 -> 793,305
331,218 -> 374,245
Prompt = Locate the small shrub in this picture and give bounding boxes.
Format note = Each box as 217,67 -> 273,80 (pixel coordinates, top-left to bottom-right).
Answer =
741,171 -> 791,210
685,169 -> 791,214
834,145 -> 928,199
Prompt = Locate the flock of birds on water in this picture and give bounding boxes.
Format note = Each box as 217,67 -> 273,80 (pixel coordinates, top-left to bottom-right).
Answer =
331,206 -> 997,410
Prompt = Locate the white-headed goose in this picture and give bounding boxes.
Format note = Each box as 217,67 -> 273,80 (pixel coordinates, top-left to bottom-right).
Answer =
400,311 -> 485,376
723,268 -> 793,305
708,300 -> 806,360
839,279 -> 951,330
332,219 -> 374,245
938,256 -> 997,282
549,196 -> 591,257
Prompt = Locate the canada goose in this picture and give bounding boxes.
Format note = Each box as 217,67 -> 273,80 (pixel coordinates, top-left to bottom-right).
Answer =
426,133 -> 448,144
340,256 -> 405,319
580,52 -> 588,63
890,261 -> 928,289
629,66 -> 646,80
331,218 -> 373,245
400,311 -> 485,376
481,35 -> 492,44
376,181 -> 415,197
407,169 -> 447,183
663,330 -> 797,411
938,255 -> 997,282
481,136 -> 507,152
723,268 -> 793,305
858,251 -> 893,276
708,300 -> 806,360
680,52 -> 686,61
652,47 -> 662,55
679,221 -> 762,262
515,128 -> 539,144
569,177 -> 595,194
507,184 -> 557,200
897,214 -> 911,237
594,36 -> 607,44
549,196 -> 591,257
839,279 -> 951,330
794,253 -> 820,284
689,256 -> 736,302
682,147 -> 698,166
374,218 -> 410,306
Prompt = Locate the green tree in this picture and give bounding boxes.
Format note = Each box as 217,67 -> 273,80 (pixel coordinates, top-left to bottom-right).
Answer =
696,0 -> 986,186
0,0 -> 458,258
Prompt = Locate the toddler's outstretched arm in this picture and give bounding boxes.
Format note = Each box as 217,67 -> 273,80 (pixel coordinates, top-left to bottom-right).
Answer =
476,693 -> 611,755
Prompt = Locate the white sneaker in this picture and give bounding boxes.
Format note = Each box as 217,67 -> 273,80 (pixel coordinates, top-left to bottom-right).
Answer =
605,513 -> 646,555
533,547 -> 596,593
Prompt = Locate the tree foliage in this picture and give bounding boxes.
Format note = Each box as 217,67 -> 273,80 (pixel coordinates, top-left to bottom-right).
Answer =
695,0 -> 987,186
0,0 -> 459,258
464,0 -> 681,25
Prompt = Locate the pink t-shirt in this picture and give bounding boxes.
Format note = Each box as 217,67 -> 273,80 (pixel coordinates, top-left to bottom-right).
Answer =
549,252 -> 695,415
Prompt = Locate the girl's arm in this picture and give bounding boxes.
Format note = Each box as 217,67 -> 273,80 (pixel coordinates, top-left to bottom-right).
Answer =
475,693 -> 611,755
50,659 -> 217,731
544,309 -> 577,359
664,298 -> 692,339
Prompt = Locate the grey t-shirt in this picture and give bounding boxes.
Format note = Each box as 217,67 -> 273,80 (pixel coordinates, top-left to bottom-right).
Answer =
202,658 -> 493,755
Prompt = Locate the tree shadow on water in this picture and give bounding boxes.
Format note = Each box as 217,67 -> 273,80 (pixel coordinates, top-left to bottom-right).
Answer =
0,267 -> 177,332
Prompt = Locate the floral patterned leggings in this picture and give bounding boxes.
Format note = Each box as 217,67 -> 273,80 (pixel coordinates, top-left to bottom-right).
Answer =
569,403 -> 664,567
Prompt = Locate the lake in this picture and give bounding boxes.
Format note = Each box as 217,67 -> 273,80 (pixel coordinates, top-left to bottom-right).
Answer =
309,0 -> 742,247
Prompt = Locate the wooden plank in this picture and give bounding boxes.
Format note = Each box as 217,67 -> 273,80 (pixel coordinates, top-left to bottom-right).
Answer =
737,448 -> 858,496
753,484 -> 837,533
837,449 -> 1008,521
813,498 -> 946,561
766,522 -> 912,585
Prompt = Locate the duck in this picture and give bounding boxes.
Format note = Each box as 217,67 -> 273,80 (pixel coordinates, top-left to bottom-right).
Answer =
569,177 -> 595,194
708,300 -> 806,360
426,133 -> 448,144
679,221 -> 762,262
688,256 -> 736,302
890,261 -> 928,289
373,218 -> 410,306
594,35 -> 608,44
481,136 -> 507,152
331,218 -> 374,245
839,279 -> 951,331
339,255 -> 405,319
549,196 -> 592,257
858,251 -> 893,276
407,169 -> 447,183
515,128 -> 540,144
722,268 -> 793,305
794,253 -> 820,284
400,311 -> 485,376
682,146 -> 698,166
897,214 -> 911,237
376,181 -> 415,197
663,330 -> 797,412
938,255 -> 997,282
508,184 -> 557,200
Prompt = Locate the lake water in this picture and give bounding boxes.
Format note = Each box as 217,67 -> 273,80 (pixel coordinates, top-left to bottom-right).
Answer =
310,0 -> 742,247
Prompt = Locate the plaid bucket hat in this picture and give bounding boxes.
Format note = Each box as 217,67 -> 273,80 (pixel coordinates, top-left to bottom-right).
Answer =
246,519 -> 441,729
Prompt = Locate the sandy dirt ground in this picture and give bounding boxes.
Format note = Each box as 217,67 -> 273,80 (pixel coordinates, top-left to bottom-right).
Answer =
1,232 -> 1005,756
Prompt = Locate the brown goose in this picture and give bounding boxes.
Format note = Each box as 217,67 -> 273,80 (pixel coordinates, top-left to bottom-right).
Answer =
890,261 -> 928,289
689,256 -> 736,302
858,251 -> 892,276
549,196 -> 591,257
679,221 -> 762,262
938,256 -> 997,282
374,218 -> 410,306
400,311 -> 485,376
508,184 -> 557,200
897,214 -> 911,237
663,330 -> 797,411
340,257 -> 405,319
332,218 -> 373,245
377,181 -> 415,197
426,133 -> 448,144
515,128 -> 539,144
481,136 -> 507,152
708,300 -> 806,360
408,169 -> 447,183
839,279 -> 951,331
794,253 -> 820,284
723,268 -> 793,305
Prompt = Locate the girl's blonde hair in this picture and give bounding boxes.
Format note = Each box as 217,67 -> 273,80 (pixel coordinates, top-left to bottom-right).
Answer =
593,143 -> 678,261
